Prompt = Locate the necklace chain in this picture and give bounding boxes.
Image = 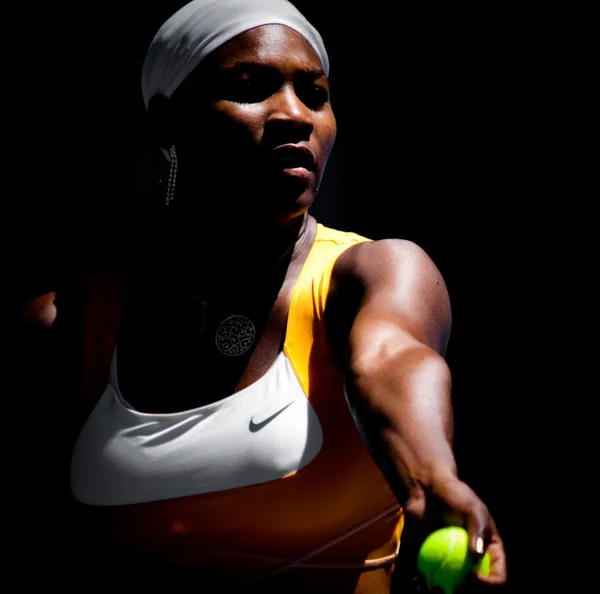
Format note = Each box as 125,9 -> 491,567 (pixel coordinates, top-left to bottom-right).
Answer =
202,239 -> 296,311
193,239 -> 298,356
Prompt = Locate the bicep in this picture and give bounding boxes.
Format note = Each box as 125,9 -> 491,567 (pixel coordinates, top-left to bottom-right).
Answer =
326,241 -> 457,496
327,238 -> 452,374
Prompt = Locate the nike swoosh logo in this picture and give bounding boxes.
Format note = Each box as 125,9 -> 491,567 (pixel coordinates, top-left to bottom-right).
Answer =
249,401 -> 296,432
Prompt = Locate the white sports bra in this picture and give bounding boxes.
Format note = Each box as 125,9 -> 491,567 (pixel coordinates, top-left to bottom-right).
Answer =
70,347 -> 324,506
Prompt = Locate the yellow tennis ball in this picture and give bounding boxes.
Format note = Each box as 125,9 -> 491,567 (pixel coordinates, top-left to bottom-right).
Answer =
417,527 -> 491,594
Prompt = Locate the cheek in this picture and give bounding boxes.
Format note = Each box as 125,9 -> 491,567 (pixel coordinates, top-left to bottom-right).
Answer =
178,107 -> 263,171
212,103 -> 265,145
317,114 -> 337,159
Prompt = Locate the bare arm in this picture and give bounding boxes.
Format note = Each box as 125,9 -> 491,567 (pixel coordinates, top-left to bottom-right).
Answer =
326,238 -> 506,586
327,238 -> 455,500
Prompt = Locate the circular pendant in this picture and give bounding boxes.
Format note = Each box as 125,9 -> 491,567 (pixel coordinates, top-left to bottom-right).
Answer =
215,314 -> 256,356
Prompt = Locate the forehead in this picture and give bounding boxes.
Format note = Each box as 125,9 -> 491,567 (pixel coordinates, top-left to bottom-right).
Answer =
211,24 -> 325,73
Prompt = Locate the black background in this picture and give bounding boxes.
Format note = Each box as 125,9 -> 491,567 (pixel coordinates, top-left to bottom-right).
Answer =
14,0 -> 554,589
116,1 -> 531,590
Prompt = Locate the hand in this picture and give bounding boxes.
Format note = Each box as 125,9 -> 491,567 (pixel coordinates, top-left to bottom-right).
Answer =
394,475 -> 507,592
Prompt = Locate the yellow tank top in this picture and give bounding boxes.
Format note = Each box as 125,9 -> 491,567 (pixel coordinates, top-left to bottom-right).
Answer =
74,224 -> 404,593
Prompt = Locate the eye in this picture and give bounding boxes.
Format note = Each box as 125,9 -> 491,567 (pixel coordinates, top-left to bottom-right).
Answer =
296,79 -> 330,110
220,69 -> 279,104
307,85 -> 329,109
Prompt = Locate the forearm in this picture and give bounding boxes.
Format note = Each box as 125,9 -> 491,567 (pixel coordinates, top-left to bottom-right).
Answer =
345,342 -> 457,504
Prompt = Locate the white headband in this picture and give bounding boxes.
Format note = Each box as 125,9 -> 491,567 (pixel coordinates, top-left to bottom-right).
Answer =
141,0 -> 329,110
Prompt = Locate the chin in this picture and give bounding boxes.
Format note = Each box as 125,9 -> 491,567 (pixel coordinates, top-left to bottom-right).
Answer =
267,173 -> 316,206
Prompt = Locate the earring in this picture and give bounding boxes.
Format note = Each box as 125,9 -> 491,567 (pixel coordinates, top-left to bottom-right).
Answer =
166,145 -> 178,206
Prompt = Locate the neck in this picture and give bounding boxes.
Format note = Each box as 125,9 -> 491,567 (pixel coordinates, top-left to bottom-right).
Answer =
131,213 -> 314,301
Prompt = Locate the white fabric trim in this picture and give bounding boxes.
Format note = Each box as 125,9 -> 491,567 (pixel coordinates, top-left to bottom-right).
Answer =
70,350 -> 323,506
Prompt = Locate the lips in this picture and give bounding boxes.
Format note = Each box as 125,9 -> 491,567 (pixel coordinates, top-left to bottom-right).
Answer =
270,145 -> 316,172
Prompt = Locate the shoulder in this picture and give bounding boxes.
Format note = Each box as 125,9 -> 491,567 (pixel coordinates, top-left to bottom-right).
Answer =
327,237 -> 452,354
333,237 -> 448,296
11,289 -> 62,396
15,291 -> 59,331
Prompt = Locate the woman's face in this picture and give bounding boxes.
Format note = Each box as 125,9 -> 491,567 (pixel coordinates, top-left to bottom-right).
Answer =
170,24 -> 337,223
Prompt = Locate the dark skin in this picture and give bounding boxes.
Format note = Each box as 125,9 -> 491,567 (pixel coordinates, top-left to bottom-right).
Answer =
18,24 -> 506,592
116,24 -> 336,411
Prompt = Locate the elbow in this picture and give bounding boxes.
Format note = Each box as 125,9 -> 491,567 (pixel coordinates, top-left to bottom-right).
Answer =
347,341 -> 453,435
348,339 -> 450,392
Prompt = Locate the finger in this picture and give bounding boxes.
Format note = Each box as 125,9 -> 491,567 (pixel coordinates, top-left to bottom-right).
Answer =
476,539 -> 507,584
430,478 -> 487,548
465,502 -> 492,557
454,540 -> 507,592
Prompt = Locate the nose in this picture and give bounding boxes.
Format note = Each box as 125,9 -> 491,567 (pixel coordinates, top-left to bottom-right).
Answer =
265,84 -> 314,139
